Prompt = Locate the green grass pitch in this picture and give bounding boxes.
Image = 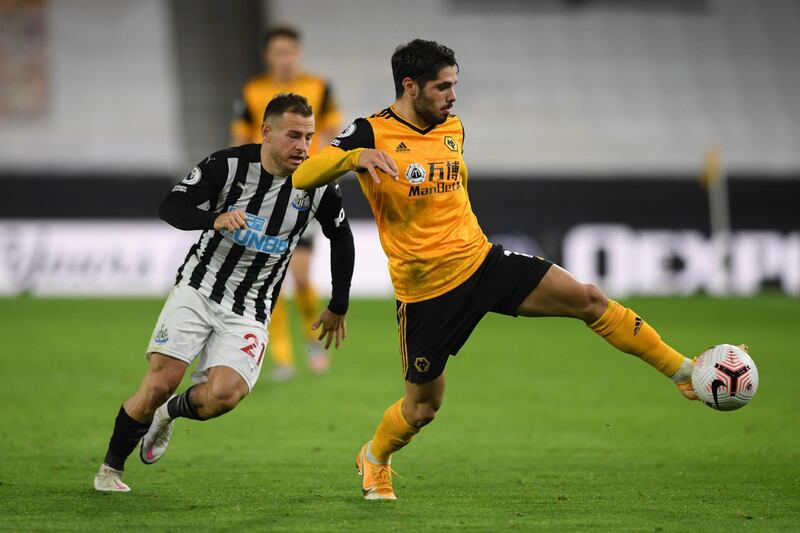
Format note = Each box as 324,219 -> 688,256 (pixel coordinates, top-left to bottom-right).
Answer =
0,295 -> 798,531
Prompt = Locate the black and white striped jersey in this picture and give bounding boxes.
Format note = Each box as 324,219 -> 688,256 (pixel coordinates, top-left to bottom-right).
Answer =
159,143 -> 353,324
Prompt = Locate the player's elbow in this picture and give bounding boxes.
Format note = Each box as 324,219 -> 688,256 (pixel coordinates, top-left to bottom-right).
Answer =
158,199 -> 185,230
158,199 -> 174,225
329,222 -> 354,247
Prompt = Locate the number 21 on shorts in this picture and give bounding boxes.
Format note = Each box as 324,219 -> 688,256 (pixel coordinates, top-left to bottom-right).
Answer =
240,333 -> 266,366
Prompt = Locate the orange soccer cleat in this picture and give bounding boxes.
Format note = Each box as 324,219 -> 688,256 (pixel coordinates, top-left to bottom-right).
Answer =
356,441 -> 397,500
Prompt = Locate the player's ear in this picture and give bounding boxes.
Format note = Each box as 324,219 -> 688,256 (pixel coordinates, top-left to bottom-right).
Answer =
402,77 -> 417,98
261,121 -> 271,143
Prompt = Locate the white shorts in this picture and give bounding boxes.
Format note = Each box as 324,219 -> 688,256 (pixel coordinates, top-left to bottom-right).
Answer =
146,285 -> 269,391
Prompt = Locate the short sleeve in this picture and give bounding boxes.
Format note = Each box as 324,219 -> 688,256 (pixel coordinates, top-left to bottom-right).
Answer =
329,118 -> 375,151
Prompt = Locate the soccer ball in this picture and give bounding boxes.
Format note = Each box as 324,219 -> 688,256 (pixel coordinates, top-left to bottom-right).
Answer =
692,344 -> 759,411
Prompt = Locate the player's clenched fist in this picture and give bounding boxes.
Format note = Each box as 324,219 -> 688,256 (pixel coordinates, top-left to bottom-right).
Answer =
214,209 -> 248,231
358,149 -> 399,184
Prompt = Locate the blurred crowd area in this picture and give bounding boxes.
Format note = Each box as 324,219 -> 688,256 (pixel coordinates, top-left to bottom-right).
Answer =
1,0 -> 799,174
0,0 -> 798,298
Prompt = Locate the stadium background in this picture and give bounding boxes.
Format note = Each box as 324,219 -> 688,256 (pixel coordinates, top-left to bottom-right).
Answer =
2,0 -> 798,298
1,0 -> 798,530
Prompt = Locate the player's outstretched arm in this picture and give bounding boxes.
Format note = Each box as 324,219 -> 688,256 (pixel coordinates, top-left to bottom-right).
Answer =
294,117 -> 398,188
293,146 -> 363,189
312,182 -> 355,348
294,146 -> 399,189
312,218 -> 353,348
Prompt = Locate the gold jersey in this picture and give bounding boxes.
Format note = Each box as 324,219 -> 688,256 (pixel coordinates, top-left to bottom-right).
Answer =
325,106 -> 491,302
231,72 -> 343,154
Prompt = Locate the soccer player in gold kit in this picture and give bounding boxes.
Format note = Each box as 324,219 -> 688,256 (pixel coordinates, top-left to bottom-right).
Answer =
294,39 -> 699,500
232,26 -> 343,380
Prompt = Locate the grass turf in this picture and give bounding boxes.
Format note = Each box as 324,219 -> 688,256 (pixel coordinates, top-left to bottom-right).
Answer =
0,295 -> 798,531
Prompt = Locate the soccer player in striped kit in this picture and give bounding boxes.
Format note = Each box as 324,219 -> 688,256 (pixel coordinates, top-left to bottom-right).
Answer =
232,26 -> 344,380
93,93 -> 354,492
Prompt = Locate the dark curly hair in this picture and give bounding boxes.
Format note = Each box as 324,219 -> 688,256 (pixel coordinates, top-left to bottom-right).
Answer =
391,39 -> 458,98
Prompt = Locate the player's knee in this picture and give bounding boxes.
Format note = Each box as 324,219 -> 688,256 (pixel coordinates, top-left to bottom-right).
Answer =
581,283 -> 609,323
143,379 -> 175,412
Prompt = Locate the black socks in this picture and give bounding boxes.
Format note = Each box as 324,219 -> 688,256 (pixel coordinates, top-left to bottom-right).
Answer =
103,388 -> 207,470
166,385 -> 205,421
104,406 -> 150,471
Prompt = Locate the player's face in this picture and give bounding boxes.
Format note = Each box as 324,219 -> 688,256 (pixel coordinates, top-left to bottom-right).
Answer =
414,66 -> 457,126
263,112 -> 315,175
264,37 -> 301,82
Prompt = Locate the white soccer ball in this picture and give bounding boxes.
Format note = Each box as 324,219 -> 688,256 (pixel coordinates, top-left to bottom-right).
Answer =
692,344 -> 759,411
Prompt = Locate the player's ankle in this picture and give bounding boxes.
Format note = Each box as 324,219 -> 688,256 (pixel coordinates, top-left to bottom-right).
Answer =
670,357 -> 694,384
366,441 -> 390,465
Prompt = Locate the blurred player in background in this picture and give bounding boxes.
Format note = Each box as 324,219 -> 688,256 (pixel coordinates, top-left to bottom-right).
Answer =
94,94 -> 354,492
294,39 -> 701,500
231,26 -> 344,381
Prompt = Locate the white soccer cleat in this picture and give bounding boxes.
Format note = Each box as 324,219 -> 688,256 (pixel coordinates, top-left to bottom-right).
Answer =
93,463 -> 131,492
139,399 -> 174,465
